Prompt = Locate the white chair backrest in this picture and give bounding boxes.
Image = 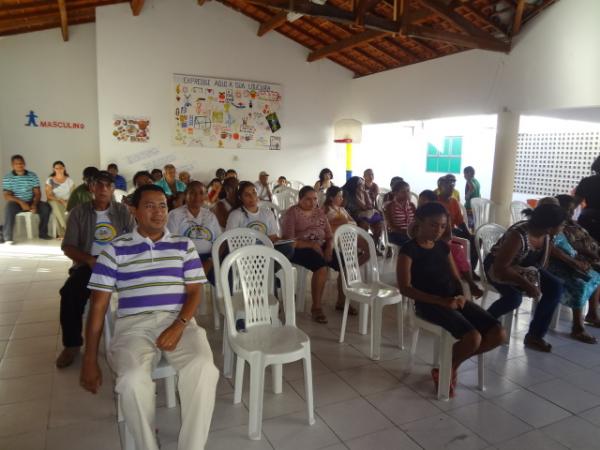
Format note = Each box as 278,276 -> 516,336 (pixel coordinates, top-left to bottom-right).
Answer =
259,201 -> 283,232
220,246 -> 296,336
288,180 -> 305,191
379,187 -> 390,195
474,223 -> 506,282
113,189 -> 127,203
211,228 -> 274,298
510,201 -> 529,225
376,192 -> 386,211
410,192 -> 419,207
334,224 -> 379,290
471,198 -> 493,230
458,202 -> 468,226
273,188 -> 298,210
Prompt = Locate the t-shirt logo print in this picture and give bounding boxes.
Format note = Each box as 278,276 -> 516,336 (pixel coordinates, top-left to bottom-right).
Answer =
184,224 -> 213,242
95,222 -> 117,245
247,221 -> 267,234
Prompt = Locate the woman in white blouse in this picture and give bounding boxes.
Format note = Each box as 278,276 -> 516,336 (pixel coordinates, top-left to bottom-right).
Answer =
45,160 -> 74,235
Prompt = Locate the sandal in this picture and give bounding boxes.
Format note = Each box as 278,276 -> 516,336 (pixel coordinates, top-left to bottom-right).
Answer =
571,329 -> 598,344
431,368 -> 456,398
524,333 -> 552,352
584,316 -> 600,328
311,309 -> 328,324
336,303 -> 358,315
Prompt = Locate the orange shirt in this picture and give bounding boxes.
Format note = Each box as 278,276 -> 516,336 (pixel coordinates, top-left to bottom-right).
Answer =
437,196 -> 464,228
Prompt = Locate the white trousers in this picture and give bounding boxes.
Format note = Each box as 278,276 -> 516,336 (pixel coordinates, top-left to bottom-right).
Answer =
109,311 -> 219,450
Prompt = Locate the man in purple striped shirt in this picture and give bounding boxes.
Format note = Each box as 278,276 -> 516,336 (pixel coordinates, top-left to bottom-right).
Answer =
80,185 -> 218,450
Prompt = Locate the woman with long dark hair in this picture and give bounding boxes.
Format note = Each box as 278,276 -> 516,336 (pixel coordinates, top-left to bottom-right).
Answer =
484,204 -> 567,352
225,181 -> 278,242
343,176 -> 383,247
213,177 -> 238,228
45,160 -> 74,235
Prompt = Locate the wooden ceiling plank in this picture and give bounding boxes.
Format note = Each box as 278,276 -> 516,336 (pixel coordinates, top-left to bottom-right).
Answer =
0,0 -> 128,20
355,0 -> 381,26
511,0 -> 525,35
406,24 -> 510,52
257,11 -> 287,36
307,29 -> 385,62
0,6 -> 92,30
459,3 -> 506,36
57,0 -> 68,41
130,0 -> 144,16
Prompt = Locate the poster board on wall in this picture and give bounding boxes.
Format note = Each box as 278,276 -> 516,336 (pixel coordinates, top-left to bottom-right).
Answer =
173,74 -> 282,150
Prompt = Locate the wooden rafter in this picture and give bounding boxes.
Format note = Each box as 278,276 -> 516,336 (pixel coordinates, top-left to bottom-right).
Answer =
257,11 -> 287,36
307,30 -> 385,62
130,0 -> 144,16
0,0 -> 127,21
355,0 -> 381,26
458,3 -> 506,36
57,0 -> 68,41
406,24 -> 510,52
512,0 -> 525,35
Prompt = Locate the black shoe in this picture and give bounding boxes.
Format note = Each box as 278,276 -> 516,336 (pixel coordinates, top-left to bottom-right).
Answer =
39,234 -> 53,240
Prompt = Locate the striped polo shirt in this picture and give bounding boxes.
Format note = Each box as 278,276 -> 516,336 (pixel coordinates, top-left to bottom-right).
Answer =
386,200 -> 416,231
2,170 -> 40,202
88,228 -> 206,317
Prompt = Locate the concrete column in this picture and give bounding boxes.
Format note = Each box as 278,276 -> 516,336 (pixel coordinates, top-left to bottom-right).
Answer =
490,109 -> 520,228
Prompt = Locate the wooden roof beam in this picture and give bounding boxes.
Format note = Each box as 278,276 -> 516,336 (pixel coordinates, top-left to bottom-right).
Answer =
307,30 -> 386,62
459,3 -> 507,36
406,24 -> 510,52
355,0 -> 381,26
257,11 -> 287,36
512,0 -> 525,34
57,0 -> 68,41
130,0 -> 143,16
416,0 -> 502,41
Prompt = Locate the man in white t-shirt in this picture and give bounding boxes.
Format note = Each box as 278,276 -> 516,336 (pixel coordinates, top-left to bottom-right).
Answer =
167,181 -> 221,284
56,171 -> 134,368
254,170 -> 272,202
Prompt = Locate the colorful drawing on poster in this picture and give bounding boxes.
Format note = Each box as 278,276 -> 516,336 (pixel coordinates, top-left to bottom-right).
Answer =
172,74 -> 282,150
112,116 -> 150,143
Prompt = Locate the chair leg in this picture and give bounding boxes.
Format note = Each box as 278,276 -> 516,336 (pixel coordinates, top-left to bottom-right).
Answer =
234,355 -> 244,404
223,328 -> 235,379
396,301 -> 404,350
437,334 -> 453,401
477,353 -> 485,391
212,296 -> 221,330
165,375 -> 177,408
551,304 -> 561,330
502,312 -> 513,345
410,328 -> 420,357
248,361 -> 266,440
302,353 -> 315,426
371,302 -> 382,361
358,303 -> 369,335
339,299 -> 350,344
271,364 -> 283,394
25,214 -> 33,240
432,339 -> 440,367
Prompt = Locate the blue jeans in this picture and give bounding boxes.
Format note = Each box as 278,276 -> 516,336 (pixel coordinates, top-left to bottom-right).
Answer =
487,268 -> 563,339
3,200 -> 50,241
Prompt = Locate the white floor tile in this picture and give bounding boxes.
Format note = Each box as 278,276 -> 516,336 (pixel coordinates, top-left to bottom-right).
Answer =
210,394 -> 250,431
542,415 -> 600,450
0,400 -> 49,437
11,321 -> 59,339
528,378 -> 600,414
316,397 -> 392,440
289,371 -> 359,407
0,431 -> 46,450
366,386 -> 442,426
448,400 -> 532,444
459,368 -> 520,399
403,413 -> 489,449
4,334 -> 57,358
488,357 -> 556,387
490,389 -> 571,428
262,411 -> 341,450
206,424 -> 274,449
241,380 -> 308,420
345,426 -> 421,450
336,363 -> 400,396
45,417 -> 120,450
0,372 -> 53,405
495,429 -> 568,450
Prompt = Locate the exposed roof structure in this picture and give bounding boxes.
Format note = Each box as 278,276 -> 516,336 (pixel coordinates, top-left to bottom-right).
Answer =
0,0 -> 557,77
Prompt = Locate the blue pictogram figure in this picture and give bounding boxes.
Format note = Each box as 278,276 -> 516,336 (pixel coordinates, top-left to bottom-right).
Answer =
25,110 -> 39,127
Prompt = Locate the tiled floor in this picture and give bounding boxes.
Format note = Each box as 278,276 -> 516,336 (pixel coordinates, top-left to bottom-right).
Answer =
2,241 -> 600,449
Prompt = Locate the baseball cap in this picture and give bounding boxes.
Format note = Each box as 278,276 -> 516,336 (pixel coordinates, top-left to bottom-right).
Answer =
94,170 -> 115,184
259,171 -> 269,176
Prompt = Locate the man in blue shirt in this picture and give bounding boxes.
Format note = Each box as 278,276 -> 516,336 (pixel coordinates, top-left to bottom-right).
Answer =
107,163 -> 127,191
2,154 -> 51,242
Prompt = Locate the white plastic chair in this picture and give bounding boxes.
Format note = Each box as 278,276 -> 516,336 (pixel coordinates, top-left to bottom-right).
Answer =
510,201 -> 529,225
334,224 -> 404,360
410,192 -> 419,207
258,200 -> 283,234
471,198 -> 493,231
458,202 -> 468,228
376,194 -> 400,264
15,211 -> 36,240
113,189 -> 127,203
408,296 -> 485,400
272,188 -> 298,210
103,296 -> 177,450
220,245 -> 314,440
211,229 -> 280,379
288,180 -> 305,191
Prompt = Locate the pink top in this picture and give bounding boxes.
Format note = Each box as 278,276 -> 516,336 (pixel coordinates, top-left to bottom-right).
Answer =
282,205 -> 332,245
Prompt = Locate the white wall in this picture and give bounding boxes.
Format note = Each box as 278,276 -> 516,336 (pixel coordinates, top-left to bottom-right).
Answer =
0,24 -> 100,201
95,0 -> 351,186
341,0 -> 600,124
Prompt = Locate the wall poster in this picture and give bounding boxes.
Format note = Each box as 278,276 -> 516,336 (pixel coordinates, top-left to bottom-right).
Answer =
112,115 -> 150,143
173,74 -> 282,150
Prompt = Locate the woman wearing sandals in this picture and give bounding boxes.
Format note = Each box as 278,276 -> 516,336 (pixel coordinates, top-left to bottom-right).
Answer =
484,203 -> 567,352
398,202 -> 505,397
281,186 -> 337,323
545,195 -> 600,343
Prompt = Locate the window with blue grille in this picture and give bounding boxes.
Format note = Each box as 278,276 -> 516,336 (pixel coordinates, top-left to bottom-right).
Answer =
426,136 -> 462,173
